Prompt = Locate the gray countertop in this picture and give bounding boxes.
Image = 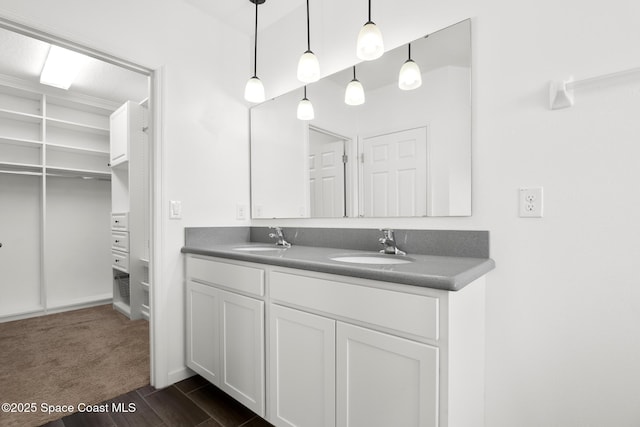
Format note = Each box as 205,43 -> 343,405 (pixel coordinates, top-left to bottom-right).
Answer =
181,237 -> 495,292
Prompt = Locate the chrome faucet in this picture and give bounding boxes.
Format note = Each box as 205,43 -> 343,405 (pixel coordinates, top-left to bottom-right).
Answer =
378,229 -> 406,255
269,227 -> 291,248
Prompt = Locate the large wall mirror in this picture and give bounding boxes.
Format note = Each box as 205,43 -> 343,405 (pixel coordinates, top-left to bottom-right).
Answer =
250,19 -> 471,218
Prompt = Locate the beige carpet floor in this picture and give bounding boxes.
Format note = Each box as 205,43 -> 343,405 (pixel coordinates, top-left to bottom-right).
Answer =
0,304 -> 149,427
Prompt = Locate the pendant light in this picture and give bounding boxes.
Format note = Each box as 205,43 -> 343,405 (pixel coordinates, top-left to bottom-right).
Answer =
356,0 -> 384,61
344,66 -> 365,106
244,0 -> 266,103
297,0 -> 320,83
398,43 -> 422,90
297,86 -> 315,120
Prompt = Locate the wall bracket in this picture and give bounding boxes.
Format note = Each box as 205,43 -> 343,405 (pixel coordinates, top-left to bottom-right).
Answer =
549,77 -> 574,110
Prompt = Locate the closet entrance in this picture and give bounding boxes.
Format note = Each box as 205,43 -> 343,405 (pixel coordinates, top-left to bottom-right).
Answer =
0,22 -> 152,323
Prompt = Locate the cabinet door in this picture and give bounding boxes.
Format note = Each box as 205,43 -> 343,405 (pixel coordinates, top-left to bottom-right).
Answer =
269,305 -> 336,427
186,281 -> 220,386
336,322 -> 439,427
109,101 -> 129,166
220,290 -> 265,416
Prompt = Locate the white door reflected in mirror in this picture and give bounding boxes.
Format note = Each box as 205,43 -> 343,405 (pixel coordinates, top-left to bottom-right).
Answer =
309,127 -> 347,218
361,127 -> 427,217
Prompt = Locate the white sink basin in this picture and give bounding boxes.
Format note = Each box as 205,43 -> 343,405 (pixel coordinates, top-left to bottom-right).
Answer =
233,246 -> 283,252
330,254 -> 414,265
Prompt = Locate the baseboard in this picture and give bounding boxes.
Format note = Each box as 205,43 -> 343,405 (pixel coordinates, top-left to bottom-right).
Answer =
167,366 -> 194,386
0,306 -> 46,323
0,298 -> 112,323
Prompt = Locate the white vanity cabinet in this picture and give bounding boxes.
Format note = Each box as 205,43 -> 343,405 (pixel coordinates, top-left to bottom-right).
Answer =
336,322 -> 438,427
269,268 -> 485,427
269,304 -> 336,427
185,254 -> 486,427
185,255 -> 266,417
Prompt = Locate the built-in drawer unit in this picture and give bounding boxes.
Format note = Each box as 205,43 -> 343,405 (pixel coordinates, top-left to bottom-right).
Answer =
270,270 -> 440,341
111,231 -> 129,252
112,250 -> 129,273
111,212 -> 129,231
187,256 -> 265,297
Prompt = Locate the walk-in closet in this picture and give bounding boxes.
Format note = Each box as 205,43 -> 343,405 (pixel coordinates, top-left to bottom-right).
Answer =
0,25 -> 150,322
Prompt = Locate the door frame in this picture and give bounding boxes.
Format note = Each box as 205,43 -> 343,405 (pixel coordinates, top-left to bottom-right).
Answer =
0,16 -> 164,387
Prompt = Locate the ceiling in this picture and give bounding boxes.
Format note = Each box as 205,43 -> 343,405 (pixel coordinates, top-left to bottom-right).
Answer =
0,26 -> 148,104
182,0 -> 302,35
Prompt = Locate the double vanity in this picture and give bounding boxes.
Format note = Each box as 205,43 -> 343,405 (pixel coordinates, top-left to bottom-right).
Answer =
182,227 -> 494,427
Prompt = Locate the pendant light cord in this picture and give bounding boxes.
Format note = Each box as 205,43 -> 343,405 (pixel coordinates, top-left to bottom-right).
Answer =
306,0 -> 311,51
408,43 -> 411,60
368,0 -> 372,22
353,66 -> 356,80
304,85 -> 308,99
253,1 -> 258,77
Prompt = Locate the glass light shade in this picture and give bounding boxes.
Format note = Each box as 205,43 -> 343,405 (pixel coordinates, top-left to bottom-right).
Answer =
398,59 -> 422,90
297,98 -> 315,120
297,50 -> 320,83
356,22 -> 384,61
40,45 -> 87,90
244,76 -> 265,103
344,80 -> 365,105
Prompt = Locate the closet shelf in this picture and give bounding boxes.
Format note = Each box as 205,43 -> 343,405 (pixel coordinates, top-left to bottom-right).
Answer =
46,117 -> 110,135
46,143 -> 109,156
45,166 -> 111,180
0,135 -> 43,147
0,161 -> 42,174
0,108 -> 43,123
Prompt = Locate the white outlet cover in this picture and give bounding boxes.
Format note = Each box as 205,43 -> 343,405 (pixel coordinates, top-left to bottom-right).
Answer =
236,204 -> 247,220
519,187 -> 543,218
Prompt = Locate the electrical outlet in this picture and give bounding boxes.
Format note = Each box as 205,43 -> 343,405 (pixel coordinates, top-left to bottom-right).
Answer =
519,187 -> 543,218
236,204 -> 247,220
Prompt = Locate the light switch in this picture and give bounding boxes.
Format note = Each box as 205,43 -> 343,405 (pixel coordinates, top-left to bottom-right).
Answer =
170,200 -> 182,219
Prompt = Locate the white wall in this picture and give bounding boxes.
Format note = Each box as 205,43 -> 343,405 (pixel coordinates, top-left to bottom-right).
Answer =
0,0 -> 251,387
256,1 -> 640,426
3,1 -> 640,426
251,89 -> 307,218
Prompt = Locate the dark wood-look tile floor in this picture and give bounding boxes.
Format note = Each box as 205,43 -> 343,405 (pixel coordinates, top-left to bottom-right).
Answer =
40,375 -> 274,427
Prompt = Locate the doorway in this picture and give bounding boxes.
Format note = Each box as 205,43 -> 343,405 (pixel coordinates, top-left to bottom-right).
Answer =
0,16 -> 157,386
308,126 -> 350,218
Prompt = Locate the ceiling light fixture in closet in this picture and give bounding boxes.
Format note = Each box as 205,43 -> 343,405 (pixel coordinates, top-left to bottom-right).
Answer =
356,0 -> 384,61
40,45 -> 87,90
297,86 -> 315,120
398,42 -> 422,90
297,0 -> 320,83
344,66 -> 365,105
244,0 -> 266,103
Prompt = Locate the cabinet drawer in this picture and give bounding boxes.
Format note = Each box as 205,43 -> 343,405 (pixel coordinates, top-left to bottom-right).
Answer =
111,231 -> 129,252
271,270 -> 439,341
112,250 -> 129,272
187,256 -> 264,297
111,212 -> 129,230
